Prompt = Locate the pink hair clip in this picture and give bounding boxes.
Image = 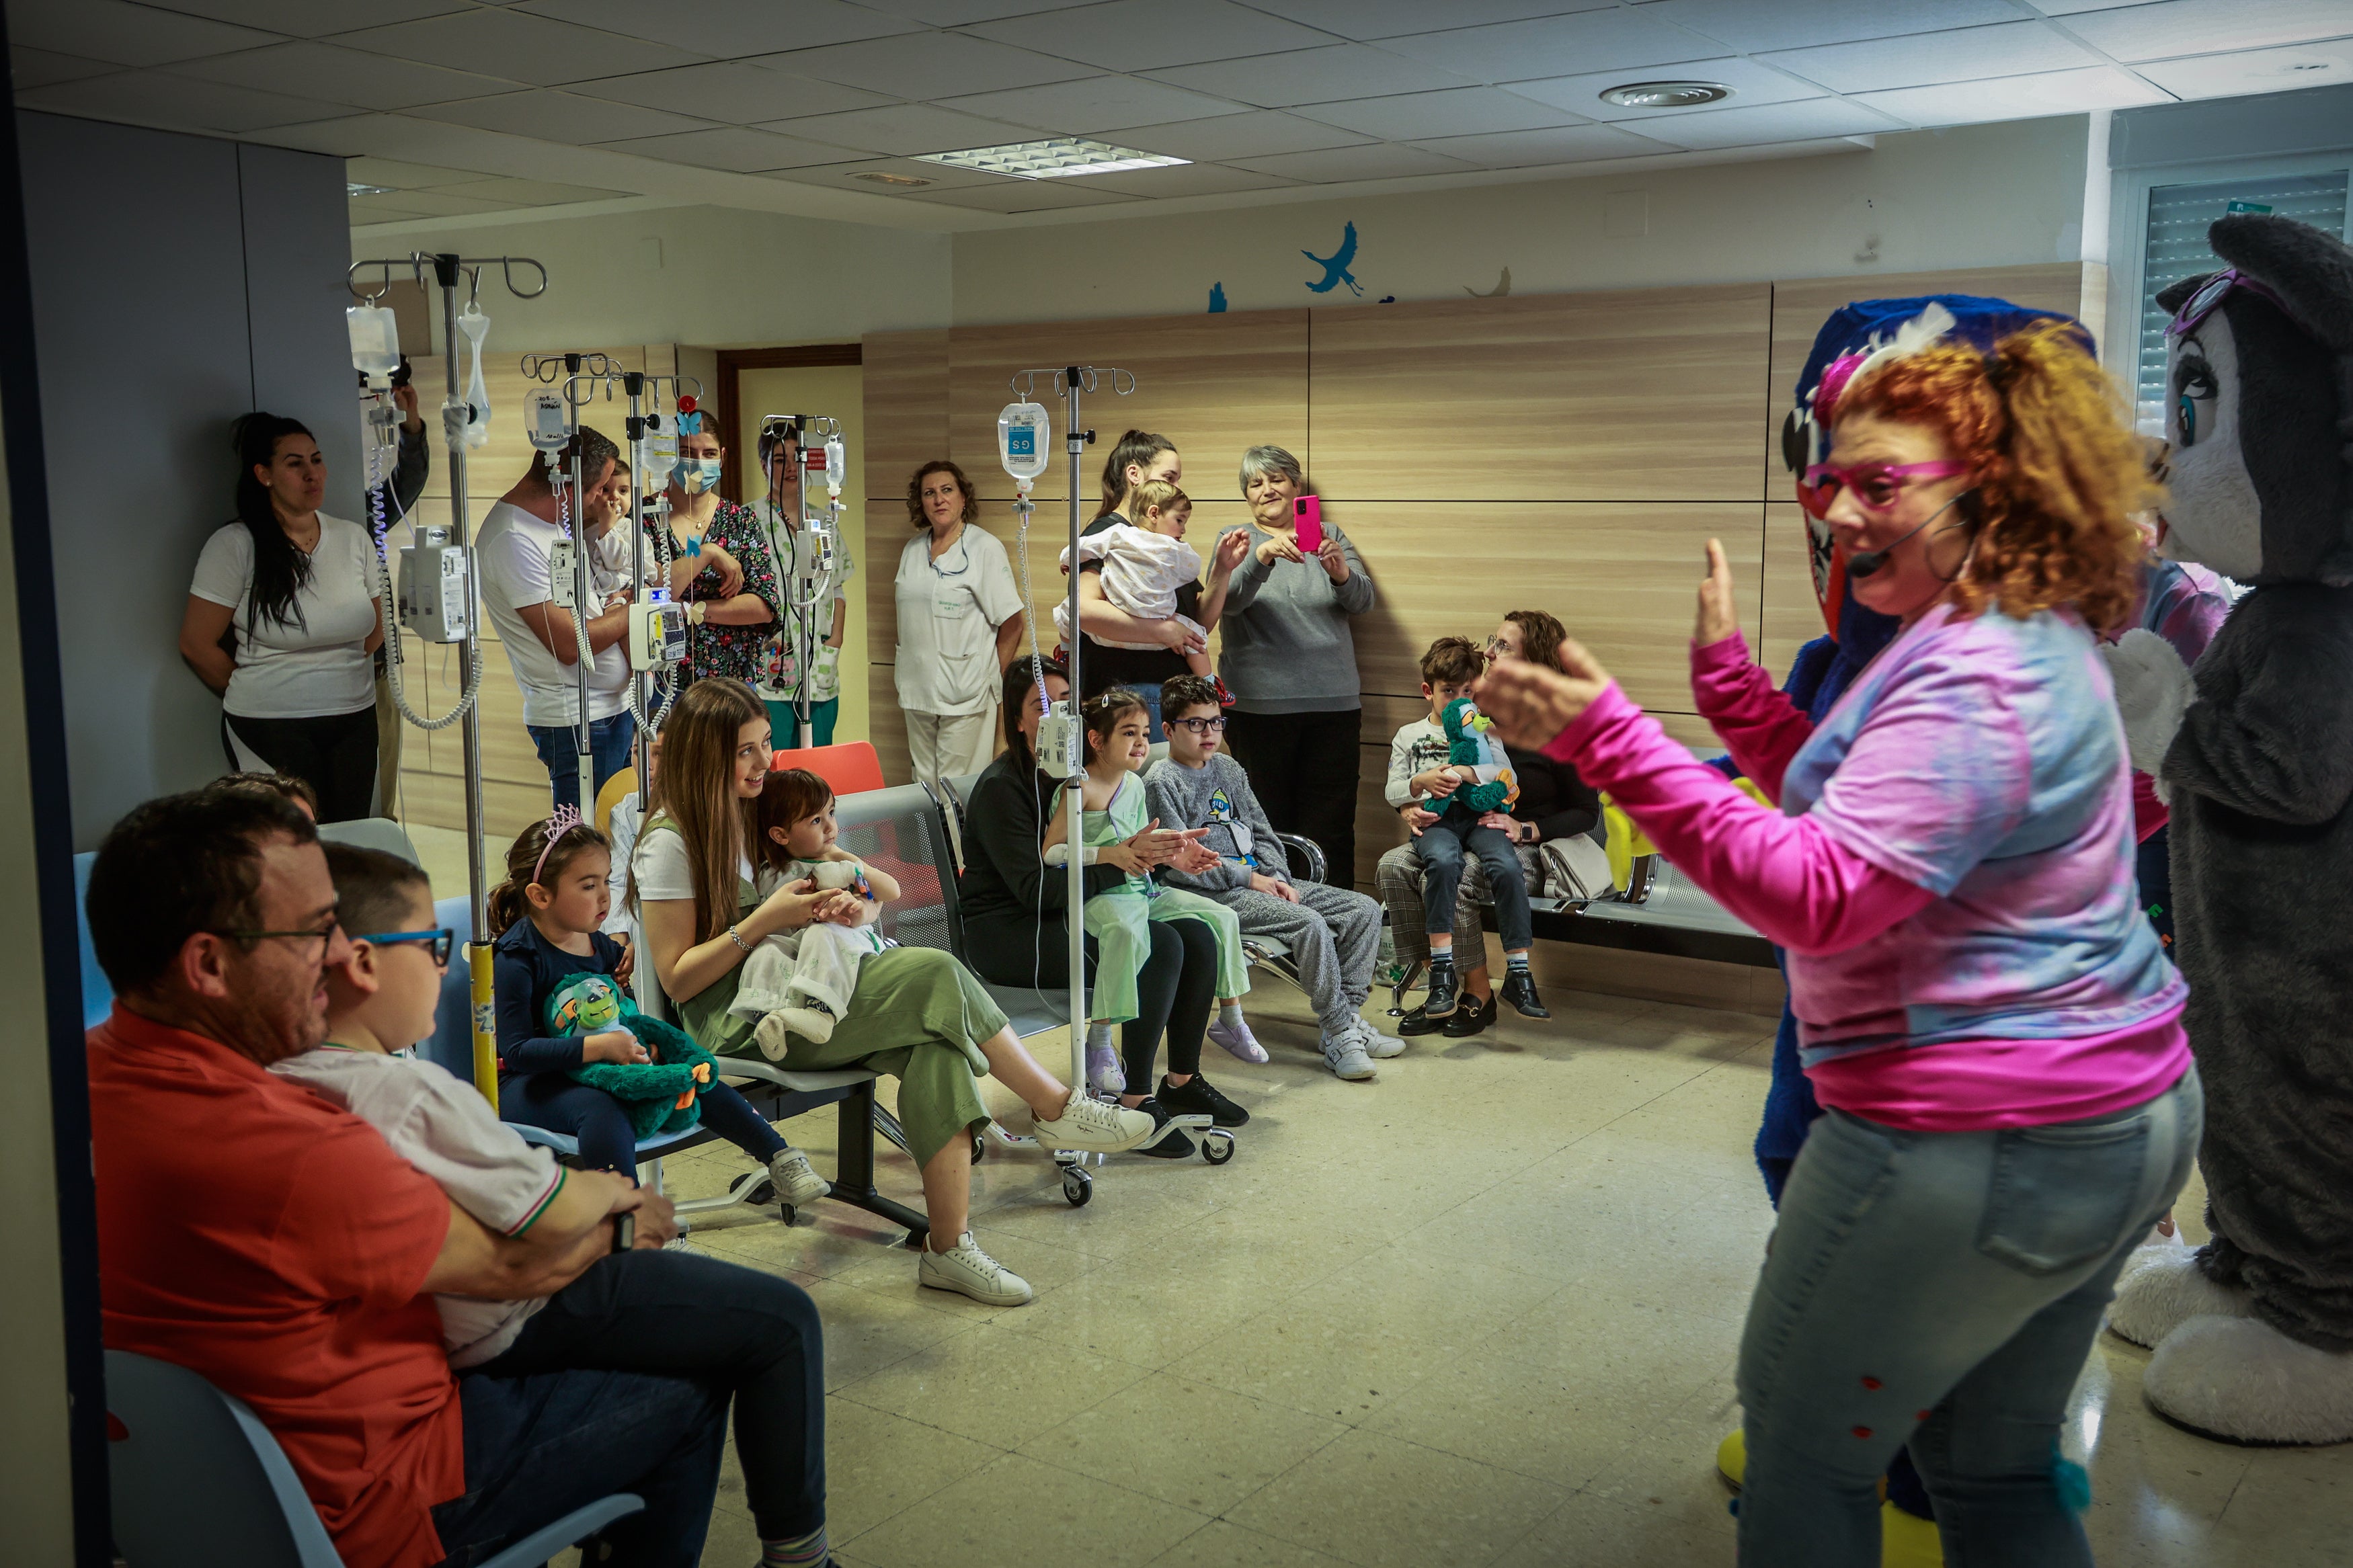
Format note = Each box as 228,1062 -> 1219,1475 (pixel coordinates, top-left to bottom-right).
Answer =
533,804 -> 584,886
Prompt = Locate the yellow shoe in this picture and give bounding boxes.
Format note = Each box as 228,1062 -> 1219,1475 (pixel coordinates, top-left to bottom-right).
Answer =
1880,1500 -> 1944,1568
1716,1428 -> 1745,1489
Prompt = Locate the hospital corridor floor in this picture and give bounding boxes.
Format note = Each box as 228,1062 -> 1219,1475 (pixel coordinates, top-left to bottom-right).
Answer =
543,983 -> 2342,1568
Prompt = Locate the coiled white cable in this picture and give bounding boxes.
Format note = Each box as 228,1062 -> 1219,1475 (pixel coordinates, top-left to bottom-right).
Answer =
371,479 -> 481,731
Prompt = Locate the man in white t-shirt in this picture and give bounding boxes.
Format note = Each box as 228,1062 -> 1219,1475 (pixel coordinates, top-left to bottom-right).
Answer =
475,429 -> 641,811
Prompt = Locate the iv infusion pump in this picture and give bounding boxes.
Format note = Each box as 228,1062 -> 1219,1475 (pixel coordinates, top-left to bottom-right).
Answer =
629,599 -> 687,671
398,526 -> 471,643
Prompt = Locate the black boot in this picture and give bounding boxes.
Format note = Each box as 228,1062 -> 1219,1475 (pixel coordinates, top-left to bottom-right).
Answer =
1423,959 -> 1461,1018
1501,968 -> 1550,1019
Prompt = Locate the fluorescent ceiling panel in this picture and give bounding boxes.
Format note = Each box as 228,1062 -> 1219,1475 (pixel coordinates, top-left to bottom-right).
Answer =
916,136 -> 1185,177
17,69 -> 349,131
7,0 -> 278,68
1407,122 -> 1679,168
752,32 -> 1092,97
598,125 -> 856,171
766,101 -> 1040,156
514,0 -> 917,56
1631,95 -> 1902,150
336,9 -> 706,87
1050,161 -> 1300,198
1853,64 -> 2173,127
1509,57 -> 1826,120
940,75 -> 1247,134
1148,45 -> 1476,107
578,62 -> 890,122
1639,0 -> 2030,54
1298,87 -> 1584,142
1114,110 -> 1371,161
756,155 -> 1008,190
2066,0 -> 2353,62
170,42 -> 518,110
1761,20 -> 2102,94
2134,39 -> 2353,99
1402,9 -> 1723,85
132,1 -> 463,34
1240,0 -> 1616,43
413,89 -> 711,144
1228,142 -> 1482,181
965,0 -> 1331,72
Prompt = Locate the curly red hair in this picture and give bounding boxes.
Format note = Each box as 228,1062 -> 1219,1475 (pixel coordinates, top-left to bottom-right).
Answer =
1835,320 -> 2157,634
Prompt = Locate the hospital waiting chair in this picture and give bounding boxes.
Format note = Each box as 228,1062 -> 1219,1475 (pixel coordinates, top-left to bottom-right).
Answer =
105,1348 -> 641,1568
773,740 -> 884,796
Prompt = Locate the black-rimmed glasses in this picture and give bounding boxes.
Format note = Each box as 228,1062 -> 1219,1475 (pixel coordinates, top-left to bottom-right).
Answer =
208,917 -> 342,961
1169,716 -> 1227,735
356,928 -> 456,966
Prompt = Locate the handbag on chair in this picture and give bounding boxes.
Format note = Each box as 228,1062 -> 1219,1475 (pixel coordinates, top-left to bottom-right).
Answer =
1538,833 -> 1616,905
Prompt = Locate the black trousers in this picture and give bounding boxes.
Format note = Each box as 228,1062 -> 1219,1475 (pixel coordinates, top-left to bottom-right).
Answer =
965,913 -> 1218,1089
222,706 -> 378,823
1223,706 -> 1362,888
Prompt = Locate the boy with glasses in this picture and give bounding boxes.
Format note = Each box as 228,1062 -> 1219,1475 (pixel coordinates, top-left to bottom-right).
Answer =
1145,675 -> 1395,1081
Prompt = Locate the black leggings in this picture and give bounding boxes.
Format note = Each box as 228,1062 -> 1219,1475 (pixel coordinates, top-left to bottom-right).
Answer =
499,1075 -> 787,1179
965,913 -> 1218,1091
1223,706 -> 1362,888
222,706 -> 378,823
477,1249 -> 824,1542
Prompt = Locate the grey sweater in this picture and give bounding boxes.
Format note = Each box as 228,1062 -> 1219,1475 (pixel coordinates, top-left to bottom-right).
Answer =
1143,753 -> 1285,893
1215,523 -> 1375,714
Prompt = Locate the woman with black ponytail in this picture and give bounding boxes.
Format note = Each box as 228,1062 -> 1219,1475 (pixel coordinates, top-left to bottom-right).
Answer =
180,413 -> 383,821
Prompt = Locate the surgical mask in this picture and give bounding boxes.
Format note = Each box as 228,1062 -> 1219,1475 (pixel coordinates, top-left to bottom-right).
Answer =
674,456 -> 721,492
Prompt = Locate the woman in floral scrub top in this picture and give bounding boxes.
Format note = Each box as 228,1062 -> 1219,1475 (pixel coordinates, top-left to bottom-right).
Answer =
664,421 -> 778,686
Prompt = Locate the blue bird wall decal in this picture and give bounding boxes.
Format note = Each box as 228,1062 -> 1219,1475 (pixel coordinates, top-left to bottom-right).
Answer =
1302,221 -> 1363,296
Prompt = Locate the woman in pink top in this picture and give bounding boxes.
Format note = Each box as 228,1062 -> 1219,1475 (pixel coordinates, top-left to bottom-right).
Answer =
1482,320 -> 2201,1568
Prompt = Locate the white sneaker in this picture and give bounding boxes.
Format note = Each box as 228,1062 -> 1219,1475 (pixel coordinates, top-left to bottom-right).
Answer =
1086,1039 -> 1126,1094
1322,1032 -> 1378,1081
663,1234 -> 703,1254
1031,1088 -> 1157,1152
768,1147 -> 830,1206
1352,1015 -> 1406,1059
918,1232 -> 1034,1306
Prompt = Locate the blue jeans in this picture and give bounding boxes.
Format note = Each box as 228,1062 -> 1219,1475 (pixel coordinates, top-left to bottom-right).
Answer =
500,1075 -> 787,1177
1412,817 -> 1530,951
529,711 -> 637,812
1736,1066 -> 2202,1568
768,698 -> 838,750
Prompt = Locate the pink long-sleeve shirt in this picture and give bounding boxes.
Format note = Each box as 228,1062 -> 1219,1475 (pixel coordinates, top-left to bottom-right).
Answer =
1546,608 -> 2187,1130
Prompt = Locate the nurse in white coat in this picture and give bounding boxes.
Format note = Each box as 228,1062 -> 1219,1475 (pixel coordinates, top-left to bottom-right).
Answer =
895,459 -> 1022,784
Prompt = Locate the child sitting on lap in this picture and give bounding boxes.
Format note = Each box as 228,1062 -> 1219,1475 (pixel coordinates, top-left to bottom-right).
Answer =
489,808 -> 829,1208
729,768 -> 900,1057
1146,674 -> 1398,1082
1053,480 -> 1233,702
1386,636 -> 1547,1027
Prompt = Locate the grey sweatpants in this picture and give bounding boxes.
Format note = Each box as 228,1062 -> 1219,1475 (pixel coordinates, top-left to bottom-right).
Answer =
1212,880 -> 1382,1037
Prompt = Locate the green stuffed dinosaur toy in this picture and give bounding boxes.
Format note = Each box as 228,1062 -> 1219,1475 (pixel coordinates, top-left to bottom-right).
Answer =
1441,695 -> 1519,815
547,973 -> 720,1139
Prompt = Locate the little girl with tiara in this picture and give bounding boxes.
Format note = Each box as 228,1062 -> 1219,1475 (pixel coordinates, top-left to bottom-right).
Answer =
489,806 -> 829,1209
1044,688 -> 1254,1147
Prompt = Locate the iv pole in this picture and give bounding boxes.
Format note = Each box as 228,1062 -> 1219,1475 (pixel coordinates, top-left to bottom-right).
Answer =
521,352 -> 616,816
348,251 -> 548,1103
623,369 -> 702,823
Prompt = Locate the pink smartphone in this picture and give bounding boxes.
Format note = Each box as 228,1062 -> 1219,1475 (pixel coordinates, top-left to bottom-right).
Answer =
1293,493 -> 1323,554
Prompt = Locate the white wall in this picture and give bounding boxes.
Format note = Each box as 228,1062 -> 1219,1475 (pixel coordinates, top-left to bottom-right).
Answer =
952,118 -> 2093,325
352,204 -> 953,352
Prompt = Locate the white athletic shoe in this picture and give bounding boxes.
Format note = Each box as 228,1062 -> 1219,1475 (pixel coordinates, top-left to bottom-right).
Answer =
1351,1015 -> 1406,1059
662,1234 -> 703,1254
1031,1089 -> 1157,1152
918,1232 -> 1034,1307
768,1147 -> 830,1206
1322,1032 -> 1378,1081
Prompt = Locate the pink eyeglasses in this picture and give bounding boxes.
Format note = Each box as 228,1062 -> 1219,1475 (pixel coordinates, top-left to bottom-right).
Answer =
1796,460 -> 1966,518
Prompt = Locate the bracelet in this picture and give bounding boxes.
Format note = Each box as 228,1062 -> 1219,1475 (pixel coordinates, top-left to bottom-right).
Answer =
727,923 -> 751,952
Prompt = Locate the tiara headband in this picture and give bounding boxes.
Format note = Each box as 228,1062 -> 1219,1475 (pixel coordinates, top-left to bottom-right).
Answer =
533,804 -> 584,886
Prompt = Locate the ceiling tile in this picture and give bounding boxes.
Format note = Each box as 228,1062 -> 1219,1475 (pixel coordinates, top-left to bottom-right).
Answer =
758,101 -> 1037,155
596,125 -> 857,171
169,41 -> 518,109
1051,161 -> 1302,197
1508,56 -> 1827,120
2063,0 -> 2353,63
899,179 -> 1138,212
2133,38 -> 2353,99
1638,0 -> 2030,53
1629,95 -> 1904,149
350,187 -> 519,216
939,75 -> 1248,135
512,0 -> 919,58
576,61 -> 889,122
1294,86 -> 1584,141
1115,110 -> 1372,160
1147,45 -> 1477,107
1239,1 -> 1618,43
755,155 -> 1010,191
411,89 -> 713,143
428,176 -> 631,204
1760,20 -> 2100,93
141,1 -> 464,34
2032,1 -> 2152,10
964,0 -> 1333,72
7,0 -> 281,67
1406,122 -> 1679,168
348,203 -> 439,225
1227,142 -> 1482,181
335,9 -> 708,88
1853,64 -> 2173,126
748,33 -> 1093,97
345,157 -> 498,189
15,69 -> 352,130
1397,9 -> 1726,86
11,48 -> 120,89
851,0 -> 1099,20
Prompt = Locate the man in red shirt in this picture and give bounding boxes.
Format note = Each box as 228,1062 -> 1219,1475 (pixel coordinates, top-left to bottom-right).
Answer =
83,789 -> 785,1568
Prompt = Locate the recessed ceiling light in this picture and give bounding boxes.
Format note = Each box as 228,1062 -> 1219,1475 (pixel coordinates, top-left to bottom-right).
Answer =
916,137 -> 1189,181
347,181 -> 399,197
1600,81 -> 1733,109
852,171 -> 934,188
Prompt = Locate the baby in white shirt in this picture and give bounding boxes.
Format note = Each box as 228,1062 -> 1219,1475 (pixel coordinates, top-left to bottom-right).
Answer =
1053,481 -> 1230,699
728,768 -> 900,1057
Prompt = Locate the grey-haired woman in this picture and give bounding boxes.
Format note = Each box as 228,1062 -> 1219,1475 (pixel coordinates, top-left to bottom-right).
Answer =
1215,444 -> 1375,884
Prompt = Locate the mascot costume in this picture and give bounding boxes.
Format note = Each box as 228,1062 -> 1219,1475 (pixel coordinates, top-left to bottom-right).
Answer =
2104,214 -> 2353,1445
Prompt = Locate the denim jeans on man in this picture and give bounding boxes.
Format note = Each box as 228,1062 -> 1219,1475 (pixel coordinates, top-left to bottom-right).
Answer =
529,710 -> 637,812
1735,1066 -> 2202,1568
1411,815 -> 1531,950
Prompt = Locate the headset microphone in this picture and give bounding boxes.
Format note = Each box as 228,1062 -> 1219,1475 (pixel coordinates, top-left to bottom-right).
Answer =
1846,490 -> 1977,580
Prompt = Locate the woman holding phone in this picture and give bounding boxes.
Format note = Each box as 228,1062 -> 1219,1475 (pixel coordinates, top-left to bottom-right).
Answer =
1217,444 -> 1375,885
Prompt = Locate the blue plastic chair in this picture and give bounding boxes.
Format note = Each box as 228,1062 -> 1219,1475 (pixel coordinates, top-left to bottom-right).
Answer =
105,1348 -> 641,1568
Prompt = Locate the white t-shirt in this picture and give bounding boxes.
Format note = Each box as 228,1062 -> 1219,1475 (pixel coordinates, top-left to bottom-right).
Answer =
632,818 -> 758,907
189,515 -> 378,718
893,526 -> 1022,717
475,500 -> 631,728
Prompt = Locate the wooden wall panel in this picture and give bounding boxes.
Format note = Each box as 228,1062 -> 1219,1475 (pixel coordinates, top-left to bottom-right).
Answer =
1310,285 -> 1772,503
945,309 -> 1309,503
864,329 -> 949,500
1758,501 -> 1821,677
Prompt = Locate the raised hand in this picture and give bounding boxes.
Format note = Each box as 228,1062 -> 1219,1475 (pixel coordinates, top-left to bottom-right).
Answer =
1696,537 -> 1741,647
1477,636 -> 1615,750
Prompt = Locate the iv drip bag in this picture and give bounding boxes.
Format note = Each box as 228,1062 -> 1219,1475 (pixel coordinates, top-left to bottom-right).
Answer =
824,434 -> 846,493
998,401 -> 1049,487
348,306 -> 400,383
456,300 -> 491,449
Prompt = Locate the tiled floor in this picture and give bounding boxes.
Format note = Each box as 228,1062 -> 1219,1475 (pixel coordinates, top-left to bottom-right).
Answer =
534,964 -> 2350,1568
